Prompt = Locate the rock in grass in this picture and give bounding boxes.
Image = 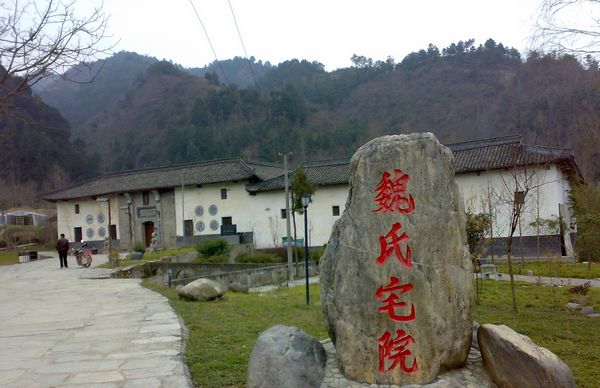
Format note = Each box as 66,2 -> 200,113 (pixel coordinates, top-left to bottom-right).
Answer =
320,133 -> 473,385
478,324 -> 575,388
229,281 -> 249,293
177,278 -> 226,301
247,325 -> 326,388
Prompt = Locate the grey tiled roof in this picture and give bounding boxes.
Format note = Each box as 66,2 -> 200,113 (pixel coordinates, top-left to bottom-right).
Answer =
44,135 -> 581,201
44,158 -> 283,201
247,135 -> 581,192
448,135 -> 573,173
247,159 -> 350,193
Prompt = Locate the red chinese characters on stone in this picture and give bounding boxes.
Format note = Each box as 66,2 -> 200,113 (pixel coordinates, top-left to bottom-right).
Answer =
377,330 -> 419,374
376,276 -> 416,322
373,170 -> 415,214
376,222 -> 412,269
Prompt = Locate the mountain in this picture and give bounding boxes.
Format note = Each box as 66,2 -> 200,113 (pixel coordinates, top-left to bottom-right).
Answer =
33,51 -> 158,131
33,40 -> 600,183
0,70 -> 98,206
186,56 -> 273,89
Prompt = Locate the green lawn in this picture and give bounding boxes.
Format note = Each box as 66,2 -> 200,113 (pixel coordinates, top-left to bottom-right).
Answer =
145,282 -> 327,388
146,279 -> 600,388
475,280 -> 600,387
495,261 -> 600,279
0,245 -> 53,266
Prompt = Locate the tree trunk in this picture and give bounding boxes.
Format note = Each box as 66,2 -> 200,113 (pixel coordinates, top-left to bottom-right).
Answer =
291,192 -> 299,267
506,235 -> 519,313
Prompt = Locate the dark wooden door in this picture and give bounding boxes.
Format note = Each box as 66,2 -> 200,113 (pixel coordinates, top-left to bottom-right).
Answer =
144,222 -> 154,247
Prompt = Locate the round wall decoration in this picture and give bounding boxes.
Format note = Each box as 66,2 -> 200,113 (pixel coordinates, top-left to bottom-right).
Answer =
194,205 -> 204,217
209,220 -> 219,231
86,228 -> 94,239
86,214 -> 94,225
97,212 -> 105,224
196,221 -> 205,232
98,226 -> 106,237
208,204 -> 218,216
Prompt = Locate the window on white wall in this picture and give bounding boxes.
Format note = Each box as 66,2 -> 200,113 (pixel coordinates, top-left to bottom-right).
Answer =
75,204 -> 79,214
221,188 -> 228,199
281,209 -> 287,219
332,206 -> 340,216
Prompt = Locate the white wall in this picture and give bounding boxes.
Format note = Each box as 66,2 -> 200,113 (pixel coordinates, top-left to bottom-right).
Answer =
173,182 -> 349,249
56,195 -> 120,242
53,164 -> 574,253
248,185 -> 349,249
174,182 -> 255,237
455,165 -> 572,244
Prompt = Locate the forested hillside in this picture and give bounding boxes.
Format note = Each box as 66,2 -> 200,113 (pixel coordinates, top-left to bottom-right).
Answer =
34,39 -> 600,183
33,52 -> 158,130
0,68 -> 98,206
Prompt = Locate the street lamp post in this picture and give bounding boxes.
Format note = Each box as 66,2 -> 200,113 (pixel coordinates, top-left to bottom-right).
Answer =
301,192 -> 311,305
96,197 -> 112,265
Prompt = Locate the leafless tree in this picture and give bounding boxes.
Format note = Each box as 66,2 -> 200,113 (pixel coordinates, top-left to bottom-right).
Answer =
0,0 -> 112,112
532,0 -> 600,56
497,162 -> 555,312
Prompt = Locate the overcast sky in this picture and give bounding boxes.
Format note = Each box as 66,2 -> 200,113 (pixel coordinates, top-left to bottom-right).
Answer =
80,0 -> 545,71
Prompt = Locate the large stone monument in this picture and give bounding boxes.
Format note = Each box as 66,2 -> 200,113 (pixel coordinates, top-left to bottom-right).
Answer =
320,133 -> 474,385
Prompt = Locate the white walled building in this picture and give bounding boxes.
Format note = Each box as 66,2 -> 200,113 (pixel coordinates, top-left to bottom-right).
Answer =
44,135 -> 582,257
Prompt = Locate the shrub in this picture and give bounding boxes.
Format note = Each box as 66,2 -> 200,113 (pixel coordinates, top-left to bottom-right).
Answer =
195,254 -> 229,263
310,246 -> 325,264
196,238 -> 230,258
133,243 -> 146,254
236,252 -> 282,264
568,281 -> 592,295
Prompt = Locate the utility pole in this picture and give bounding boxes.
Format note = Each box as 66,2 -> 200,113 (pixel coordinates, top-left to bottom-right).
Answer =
280,152 -> 294,281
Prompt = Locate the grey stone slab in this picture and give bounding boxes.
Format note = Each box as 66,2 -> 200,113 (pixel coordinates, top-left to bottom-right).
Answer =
0,253 -> 190,387
123,377 -> 162,388
131,335 -> 181,344
38,359 -> 123,374
139,323 -> 181,334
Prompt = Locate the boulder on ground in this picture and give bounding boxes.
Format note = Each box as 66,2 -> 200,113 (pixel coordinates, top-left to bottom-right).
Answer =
177,278 -> 227,301
320,133 -> 473,385
478,324 -> 575,388
229,281 -> 249,293
247,325 -> 326,388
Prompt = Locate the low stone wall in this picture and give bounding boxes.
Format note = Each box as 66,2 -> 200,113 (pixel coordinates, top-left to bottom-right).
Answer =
169,263 -> 318,288
112,260 -> 318,289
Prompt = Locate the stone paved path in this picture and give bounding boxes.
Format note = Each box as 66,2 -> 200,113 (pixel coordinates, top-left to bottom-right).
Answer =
0,252 -> 191,388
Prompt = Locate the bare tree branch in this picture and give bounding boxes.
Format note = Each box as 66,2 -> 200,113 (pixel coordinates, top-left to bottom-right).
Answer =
0,0 -> 114,112
532,0 -> 600,56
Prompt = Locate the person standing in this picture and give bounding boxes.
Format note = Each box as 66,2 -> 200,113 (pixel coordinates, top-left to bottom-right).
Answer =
56,233 -> 69,268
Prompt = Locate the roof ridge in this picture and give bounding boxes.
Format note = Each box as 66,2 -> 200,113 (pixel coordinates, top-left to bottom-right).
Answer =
447,134 -> 523,151
242,158 -> 283,168
101,157 -> 243,178
300,158 -> 351,168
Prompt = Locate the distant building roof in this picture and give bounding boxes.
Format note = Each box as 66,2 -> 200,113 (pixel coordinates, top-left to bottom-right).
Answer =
247,135 -> 582,193
44,158 -> 283,201
247,159 -> 349,193
43,135 -> 582,201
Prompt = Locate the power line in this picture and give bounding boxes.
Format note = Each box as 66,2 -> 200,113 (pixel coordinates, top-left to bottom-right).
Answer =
227,0 -> 258,87
187,0 -> 230,84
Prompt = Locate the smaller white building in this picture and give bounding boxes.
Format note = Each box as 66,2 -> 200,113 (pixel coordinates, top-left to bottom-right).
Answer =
44,135 -> 582,257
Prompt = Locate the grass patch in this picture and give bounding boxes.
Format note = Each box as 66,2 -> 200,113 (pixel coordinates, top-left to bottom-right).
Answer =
475,280 -> 600,388
144,281 -> 327,388
495,261 -> 600,279
145,279 -> 600,388
0,245 -> 52,266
